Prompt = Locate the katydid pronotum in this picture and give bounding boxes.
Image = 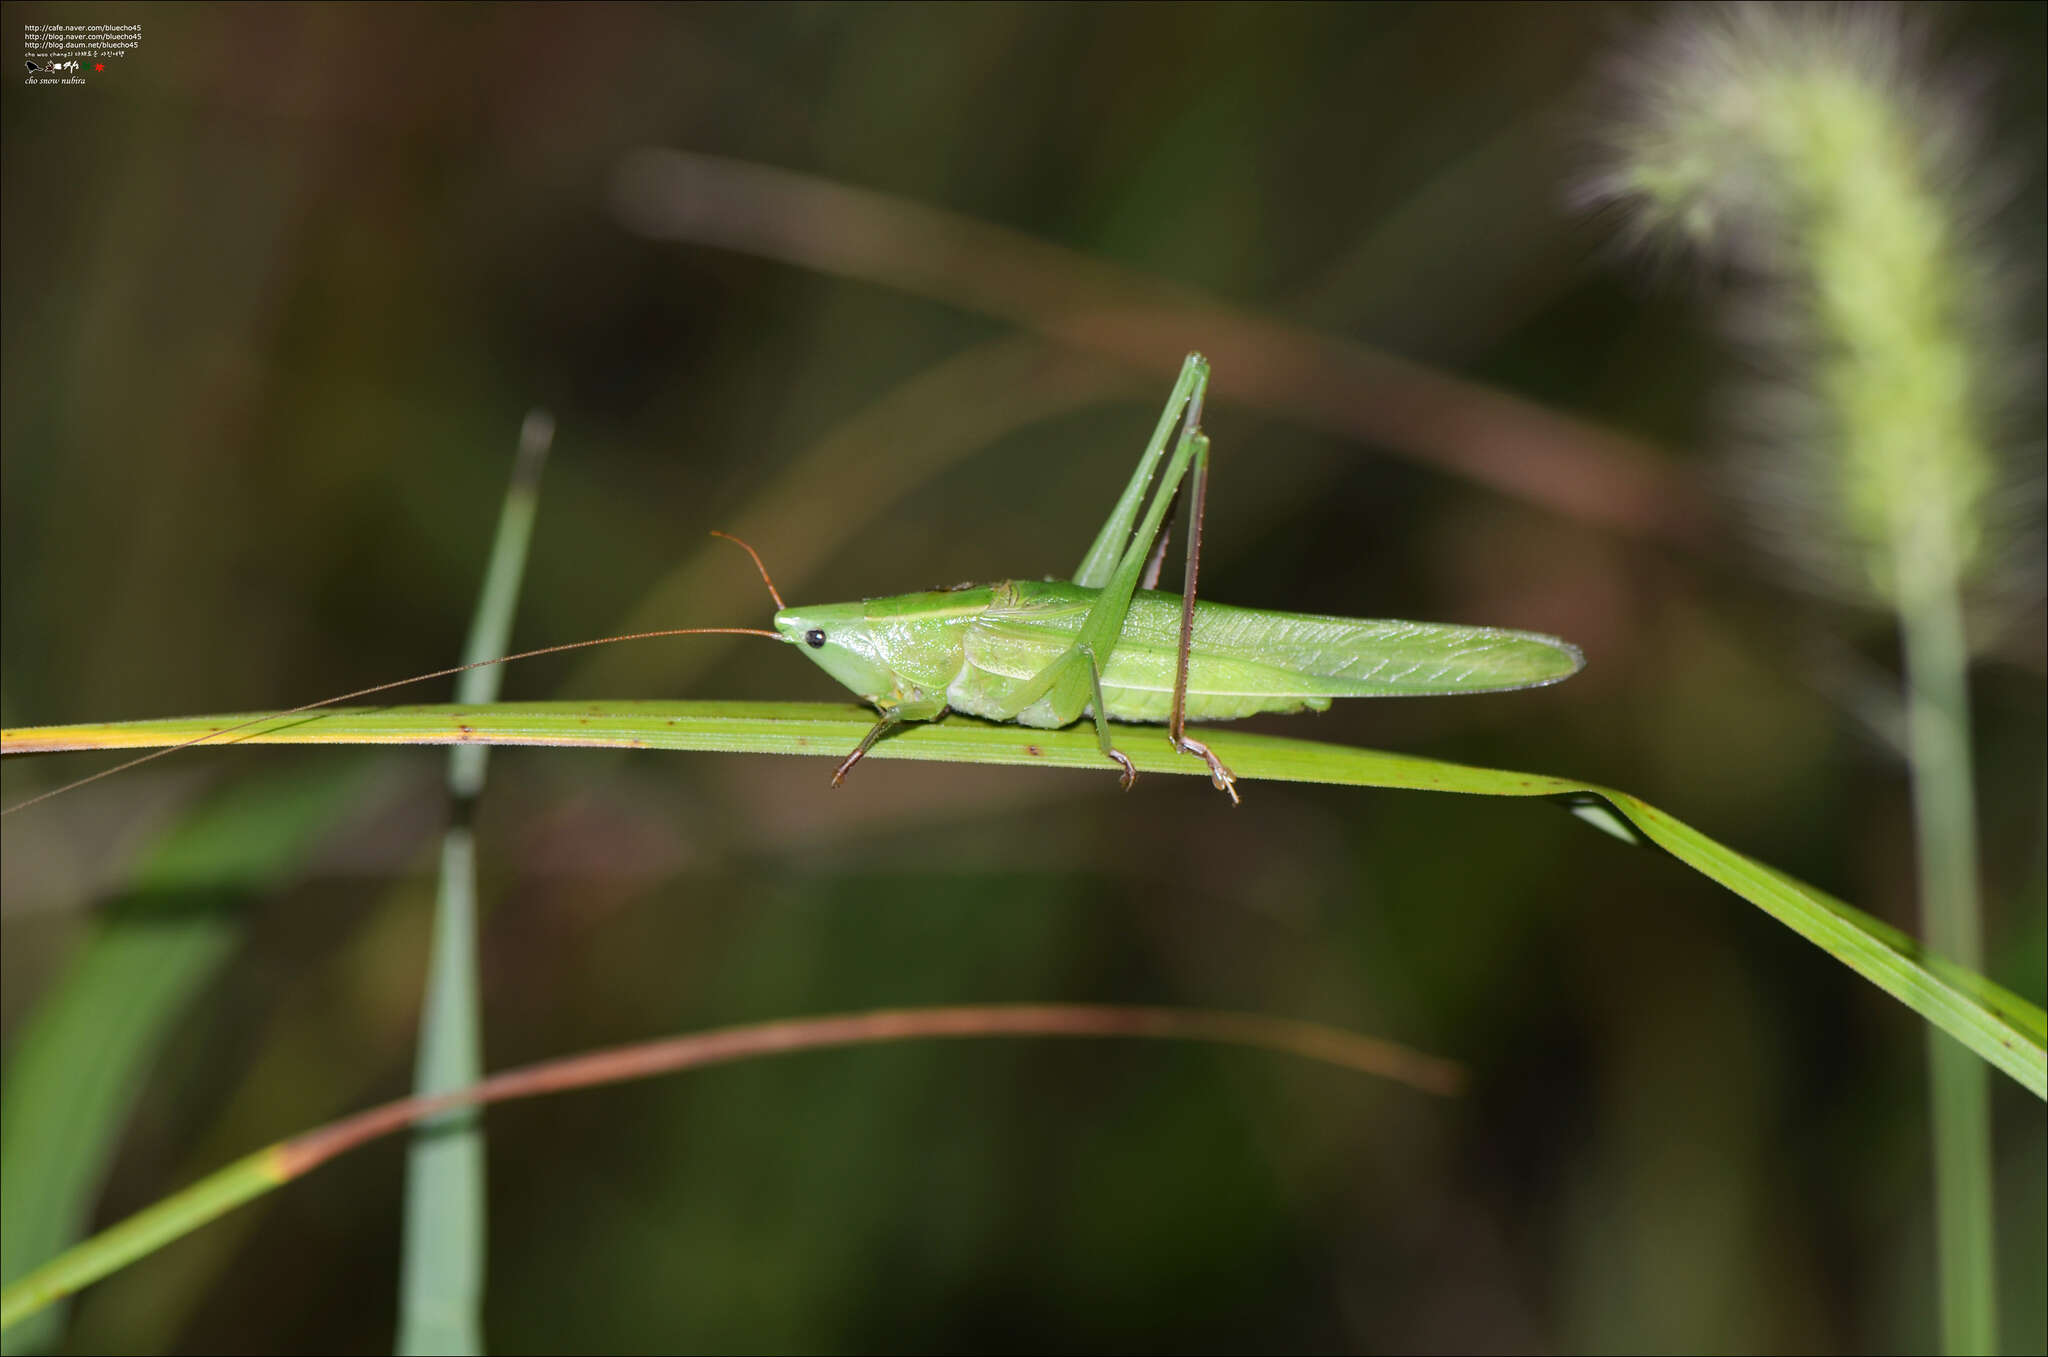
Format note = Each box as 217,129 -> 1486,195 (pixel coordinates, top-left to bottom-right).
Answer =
2,352 -> 1581,815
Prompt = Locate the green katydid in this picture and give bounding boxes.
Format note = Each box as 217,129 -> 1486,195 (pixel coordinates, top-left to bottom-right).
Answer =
762,351 -> 1582,802
1,352 -> 1580,815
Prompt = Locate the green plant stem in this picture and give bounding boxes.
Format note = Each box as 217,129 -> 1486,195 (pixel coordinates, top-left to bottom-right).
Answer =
1898,540 -> 1997,1355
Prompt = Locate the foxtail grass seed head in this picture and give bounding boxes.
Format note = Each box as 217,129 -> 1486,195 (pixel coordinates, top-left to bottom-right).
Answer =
1582,3 -> 2040,625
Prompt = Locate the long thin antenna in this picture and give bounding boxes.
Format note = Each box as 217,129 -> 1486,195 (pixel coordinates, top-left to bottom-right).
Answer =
707,530 -> 786,610
2,625 -> 789,817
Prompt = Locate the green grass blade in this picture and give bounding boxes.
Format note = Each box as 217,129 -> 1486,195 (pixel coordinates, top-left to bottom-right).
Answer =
401,831 -> 485,1357
1596,795 -> 2044,1095
0,766 -> 374,1355
5,700 -> 2042,1098
400,410 -> 552,1357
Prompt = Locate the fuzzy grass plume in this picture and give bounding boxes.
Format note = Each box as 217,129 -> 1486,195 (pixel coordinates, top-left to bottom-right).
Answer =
1583,2 -> 2036,617
1584,6 -> 2040,1353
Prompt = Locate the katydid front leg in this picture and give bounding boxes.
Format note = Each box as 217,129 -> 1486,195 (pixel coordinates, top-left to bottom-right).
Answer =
832,694 -> 946,786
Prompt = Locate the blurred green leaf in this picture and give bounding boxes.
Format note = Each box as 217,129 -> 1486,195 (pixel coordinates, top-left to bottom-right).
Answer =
0,764 -> 374,1355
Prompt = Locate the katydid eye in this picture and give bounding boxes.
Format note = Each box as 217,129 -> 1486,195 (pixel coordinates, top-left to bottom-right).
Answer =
805,628 -> 827,649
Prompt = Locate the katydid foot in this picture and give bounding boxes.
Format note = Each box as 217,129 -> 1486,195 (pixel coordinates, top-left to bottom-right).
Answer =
1172,734 -> 1240,805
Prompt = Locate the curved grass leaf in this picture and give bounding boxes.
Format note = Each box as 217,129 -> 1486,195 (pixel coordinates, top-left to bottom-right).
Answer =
4,699 -> 2042,1098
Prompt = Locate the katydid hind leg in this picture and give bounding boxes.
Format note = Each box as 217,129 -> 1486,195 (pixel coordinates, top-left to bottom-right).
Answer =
989,354 -> 1235,799
1073,353 -> 1209,589
1138,479 -> 1181,591
1167,431 -> 1211,748
998,406 -> 1210,725
1172,732 -> 1238,804
1165,432 -> 1240,804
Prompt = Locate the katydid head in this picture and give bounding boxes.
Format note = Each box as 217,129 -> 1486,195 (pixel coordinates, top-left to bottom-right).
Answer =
770,602 -> 899,703
710,531 -> 904,704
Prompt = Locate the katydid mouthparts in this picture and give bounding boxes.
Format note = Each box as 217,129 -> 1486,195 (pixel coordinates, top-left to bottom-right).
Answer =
2,353 -> 1580,814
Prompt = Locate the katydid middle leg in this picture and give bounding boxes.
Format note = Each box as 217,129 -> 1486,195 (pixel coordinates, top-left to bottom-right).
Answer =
1077,642 -> 1138,790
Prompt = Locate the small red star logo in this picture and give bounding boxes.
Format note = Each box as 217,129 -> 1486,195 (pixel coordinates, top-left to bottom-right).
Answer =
93,63 -> 104,72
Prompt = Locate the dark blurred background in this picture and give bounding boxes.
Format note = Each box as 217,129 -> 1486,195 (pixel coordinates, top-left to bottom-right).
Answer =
2,3 -> 2042,1352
